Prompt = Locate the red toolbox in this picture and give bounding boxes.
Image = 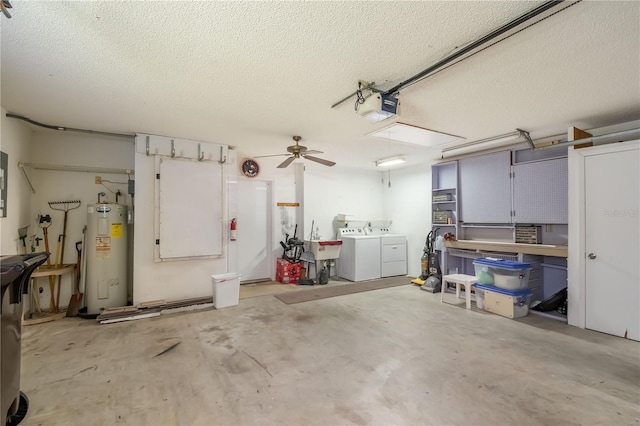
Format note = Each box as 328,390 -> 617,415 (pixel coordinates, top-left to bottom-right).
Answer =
276,258 -> 302,284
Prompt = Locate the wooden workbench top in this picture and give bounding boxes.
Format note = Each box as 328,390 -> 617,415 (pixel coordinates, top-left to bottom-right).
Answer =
445,240 -> 568,257
31,264 -> 76,277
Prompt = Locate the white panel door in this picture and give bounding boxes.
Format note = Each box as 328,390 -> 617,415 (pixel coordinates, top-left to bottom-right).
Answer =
237,180 -> 271,283
585,149 -> 640,340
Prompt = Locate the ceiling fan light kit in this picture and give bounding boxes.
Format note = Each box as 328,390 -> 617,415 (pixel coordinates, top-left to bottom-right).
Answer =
254,136 -> 335,168
376,155 -> 406,167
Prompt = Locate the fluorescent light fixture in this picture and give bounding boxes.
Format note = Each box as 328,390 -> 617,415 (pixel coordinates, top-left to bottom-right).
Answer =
376,155 -> 406,167
441,129 -> 531,158
369,122 -> 465,147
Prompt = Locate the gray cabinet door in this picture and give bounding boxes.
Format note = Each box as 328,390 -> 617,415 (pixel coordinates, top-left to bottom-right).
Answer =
513,157 -> 568,224
459,151 -> 512,223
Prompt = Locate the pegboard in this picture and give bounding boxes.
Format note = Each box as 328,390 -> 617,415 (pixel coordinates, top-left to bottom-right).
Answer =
459,151 -> 512,223
513,157 -> 568,224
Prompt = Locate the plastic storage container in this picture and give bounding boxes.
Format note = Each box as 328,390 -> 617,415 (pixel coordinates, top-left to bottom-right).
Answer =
475,284 -> 532,319
432,210 -> 453,224
211,273 -> 241,309
473,258 -> 531,290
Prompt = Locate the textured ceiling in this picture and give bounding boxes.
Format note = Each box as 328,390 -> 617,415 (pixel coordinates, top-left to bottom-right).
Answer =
2,1 -> 639,171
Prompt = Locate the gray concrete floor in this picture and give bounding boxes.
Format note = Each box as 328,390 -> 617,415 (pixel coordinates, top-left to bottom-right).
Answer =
19,284 -> 640,425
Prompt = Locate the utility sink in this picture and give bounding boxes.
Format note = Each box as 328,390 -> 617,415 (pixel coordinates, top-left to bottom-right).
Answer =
306,240 -> 343,261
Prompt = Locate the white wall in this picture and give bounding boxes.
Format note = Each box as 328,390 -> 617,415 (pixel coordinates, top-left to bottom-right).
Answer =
232,149 -> 298,278
28,131 -> 134,309
381,164 -> 433,277
133,134 -> 230,303
301,162 -> 432,279
0,108 -> 34,255
303,165 -> 384,240
30,131 -> 135,263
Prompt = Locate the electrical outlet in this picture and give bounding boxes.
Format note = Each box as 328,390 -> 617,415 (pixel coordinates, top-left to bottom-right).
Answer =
546,224 -> 553,232
95,176 -> 102,184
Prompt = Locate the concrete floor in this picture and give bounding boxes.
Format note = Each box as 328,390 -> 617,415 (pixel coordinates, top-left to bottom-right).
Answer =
19,284 -> 640,425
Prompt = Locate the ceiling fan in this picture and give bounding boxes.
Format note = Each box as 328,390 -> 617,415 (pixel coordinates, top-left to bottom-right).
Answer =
255,136 -> 336,168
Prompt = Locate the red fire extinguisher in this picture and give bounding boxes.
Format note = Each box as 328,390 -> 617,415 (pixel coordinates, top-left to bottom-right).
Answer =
230,218 -> 237,241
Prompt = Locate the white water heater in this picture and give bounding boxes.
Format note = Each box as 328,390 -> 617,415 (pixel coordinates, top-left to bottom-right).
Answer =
85,203 -> 128,315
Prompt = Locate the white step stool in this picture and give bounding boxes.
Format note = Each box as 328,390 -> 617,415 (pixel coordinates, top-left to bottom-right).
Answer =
440,274 -> 477,310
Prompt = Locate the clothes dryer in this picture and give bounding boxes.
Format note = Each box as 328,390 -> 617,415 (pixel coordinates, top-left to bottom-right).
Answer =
336,227 -> 381,282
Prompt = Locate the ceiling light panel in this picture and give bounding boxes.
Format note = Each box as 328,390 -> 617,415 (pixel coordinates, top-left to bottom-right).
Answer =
369,122 -> 465,148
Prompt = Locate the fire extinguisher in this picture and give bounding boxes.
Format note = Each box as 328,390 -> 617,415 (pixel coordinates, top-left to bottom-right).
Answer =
230,218 -> 237,241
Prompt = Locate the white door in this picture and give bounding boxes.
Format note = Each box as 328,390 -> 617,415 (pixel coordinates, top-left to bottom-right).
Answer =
237,180 -> 271,283
585,149 -> 640,340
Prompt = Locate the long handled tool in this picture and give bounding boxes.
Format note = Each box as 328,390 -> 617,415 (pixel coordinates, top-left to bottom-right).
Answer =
48,200 -> 81,312
38,214 -> 58,312
66,237 -> 84,317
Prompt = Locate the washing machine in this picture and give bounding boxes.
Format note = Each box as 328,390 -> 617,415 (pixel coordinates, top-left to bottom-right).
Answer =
368,223 -> 408,278
336,227 -> 381,282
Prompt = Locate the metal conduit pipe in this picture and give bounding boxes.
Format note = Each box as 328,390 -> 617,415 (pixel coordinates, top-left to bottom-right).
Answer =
440,127 -> 640,159
5,113 -> 135,139
533,128 -> 640,151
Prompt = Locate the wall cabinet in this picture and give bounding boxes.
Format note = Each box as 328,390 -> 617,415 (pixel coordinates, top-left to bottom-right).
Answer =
459,151 -> 512,224
512,157 -> 568,224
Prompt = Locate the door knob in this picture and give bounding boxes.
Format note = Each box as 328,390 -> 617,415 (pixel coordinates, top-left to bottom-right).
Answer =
588,253 -> 597,259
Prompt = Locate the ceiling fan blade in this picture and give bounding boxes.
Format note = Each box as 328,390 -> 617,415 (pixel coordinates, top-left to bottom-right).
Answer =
303,150 -> 323,155
277,156 -> 296,168
254,153 -> 290,158
302,155 -> 336,167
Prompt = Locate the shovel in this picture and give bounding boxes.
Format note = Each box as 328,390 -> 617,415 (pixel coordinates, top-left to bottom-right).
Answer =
65,240 -> 83,317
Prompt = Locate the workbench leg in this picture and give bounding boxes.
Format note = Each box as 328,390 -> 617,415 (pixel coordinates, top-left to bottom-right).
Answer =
49,277 -> 56,313
464,284 -> 472,310
56,275 -> 62,313
31,279 -> 41,314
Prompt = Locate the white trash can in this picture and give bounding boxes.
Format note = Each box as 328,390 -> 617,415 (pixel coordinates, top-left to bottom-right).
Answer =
211,273 -> 241,309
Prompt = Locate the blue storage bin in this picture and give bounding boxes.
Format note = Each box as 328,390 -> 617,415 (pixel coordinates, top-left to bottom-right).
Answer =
473,258 -> 531,290
475,284 -> 532,318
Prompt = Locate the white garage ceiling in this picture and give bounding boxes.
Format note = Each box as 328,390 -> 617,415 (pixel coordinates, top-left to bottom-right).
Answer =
1,1 -> 639,171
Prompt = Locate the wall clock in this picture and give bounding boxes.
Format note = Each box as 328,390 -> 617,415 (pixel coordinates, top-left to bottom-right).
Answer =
241,158 -> 260,178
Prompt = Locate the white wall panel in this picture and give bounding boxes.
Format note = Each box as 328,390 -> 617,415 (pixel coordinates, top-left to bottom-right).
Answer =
158,158 -> 222,259
0,109 -> 33,255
